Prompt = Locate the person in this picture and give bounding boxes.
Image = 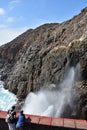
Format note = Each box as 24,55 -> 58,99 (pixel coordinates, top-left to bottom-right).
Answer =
16,110 -> 25,130
6,105 -> 16,130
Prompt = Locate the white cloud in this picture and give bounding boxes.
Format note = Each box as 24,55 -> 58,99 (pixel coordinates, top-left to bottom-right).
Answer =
0,8 -> 5,15
0,24 -> 7,29
11,0 -> 21,3
9,0 -> 21,10
6,17 -> 15,22
0,27 -> 26,46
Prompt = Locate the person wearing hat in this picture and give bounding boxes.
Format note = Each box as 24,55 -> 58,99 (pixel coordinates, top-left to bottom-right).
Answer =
16,110 -> 25,130
6,105 -> 16,130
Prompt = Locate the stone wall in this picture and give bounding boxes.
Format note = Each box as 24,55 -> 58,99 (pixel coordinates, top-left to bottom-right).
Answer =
0,111 -> 87,130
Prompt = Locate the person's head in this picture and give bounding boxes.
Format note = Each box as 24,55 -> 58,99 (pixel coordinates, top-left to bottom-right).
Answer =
20,110 -> 23,114
12,105 -> 15,110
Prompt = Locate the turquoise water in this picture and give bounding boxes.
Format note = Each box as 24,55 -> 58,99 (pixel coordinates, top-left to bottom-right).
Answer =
0,81 -> 17,111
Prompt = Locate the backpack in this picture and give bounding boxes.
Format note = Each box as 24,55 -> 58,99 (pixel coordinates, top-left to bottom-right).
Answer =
5,114 -> 12,123
5,110 -> 16,123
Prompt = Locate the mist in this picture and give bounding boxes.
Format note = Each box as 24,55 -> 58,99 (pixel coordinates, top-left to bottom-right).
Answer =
23,63 -> 80,117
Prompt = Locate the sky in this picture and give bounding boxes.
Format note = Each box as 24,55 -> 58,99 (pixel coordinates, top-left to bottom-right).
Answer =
0,0 -> 87,45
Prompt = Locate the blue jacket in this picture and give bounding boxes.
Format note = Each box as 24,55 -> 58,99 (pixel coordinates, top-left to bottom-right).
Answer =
16,114 -> 25,128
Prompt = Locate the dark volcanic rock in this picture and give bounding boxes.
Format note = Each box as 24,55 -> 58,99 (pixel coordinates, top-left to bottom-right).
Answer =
0,8 -> 87,116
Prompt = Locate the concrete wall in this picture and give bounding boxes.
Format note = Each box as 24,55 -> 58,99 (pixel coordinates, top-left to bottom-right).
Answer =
0,111 -> 87,130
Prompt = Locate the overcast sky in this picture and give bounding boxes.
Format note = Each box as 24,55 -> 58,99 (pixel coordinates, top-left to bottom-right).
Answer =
0,0 -> 87,45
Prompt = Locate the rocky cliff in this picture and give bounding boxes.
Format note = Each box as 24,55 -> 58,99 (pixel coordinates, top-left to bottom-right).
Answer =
0,7 -> 87,118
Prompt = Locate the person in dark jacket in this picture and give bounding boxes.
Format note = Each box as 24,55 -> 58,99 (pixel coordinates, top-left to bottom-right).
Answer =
16,110 -> 25,130
6,105 -> 16,130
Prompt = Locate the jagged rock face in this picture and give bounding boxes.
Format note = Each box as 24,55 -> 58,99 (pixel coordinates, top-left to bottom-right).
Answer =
0,7 -> 87,109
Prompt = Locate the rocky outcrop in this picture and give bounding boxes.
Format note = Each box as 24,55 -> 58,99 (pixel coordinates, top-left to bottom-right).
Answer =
0,8 -> 87,117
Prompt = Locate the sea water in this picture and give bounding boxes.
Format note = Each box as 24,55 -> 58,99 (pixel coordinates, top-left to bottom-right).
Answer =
0,81 -> 17,111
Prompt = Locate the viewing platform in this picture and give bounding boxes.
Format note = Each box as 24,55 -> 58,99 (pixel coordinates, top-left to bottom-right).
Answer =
0,111 -> 87,130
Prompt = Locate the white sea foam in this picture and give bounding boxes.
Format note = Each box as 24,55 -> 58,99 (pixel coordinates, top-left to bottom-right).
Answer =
0,81 -> 17,111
